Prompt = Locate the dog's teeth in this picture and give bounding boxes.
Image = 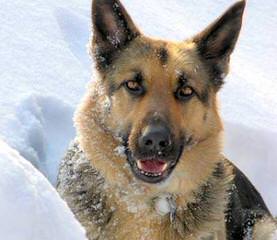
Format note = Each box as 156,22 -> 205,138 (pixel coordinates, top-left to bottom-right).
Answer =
161,163 -> 168,172
140,171 -> 162,177
137,161 -> 142,170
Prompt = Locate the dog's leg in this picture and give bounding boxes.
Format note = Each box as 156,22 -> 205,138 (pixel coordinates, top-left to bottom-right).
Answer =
225,161 -> 277,239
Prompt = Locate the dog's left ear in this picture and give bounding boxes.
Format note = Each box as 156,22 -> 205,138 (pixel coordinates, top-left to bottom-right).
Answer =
91,0 -> 140,70
193,1 -> 245,89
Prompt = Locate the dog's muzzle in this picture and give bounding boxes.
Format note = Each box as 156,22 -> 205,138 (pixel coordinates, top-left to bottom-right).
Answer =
125,123 -> 184,184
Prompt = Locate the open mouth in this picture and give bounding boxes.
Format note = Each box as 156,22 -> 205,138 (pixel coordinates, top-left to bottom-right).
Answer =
136,159 -> 168,177
129,157 -> 178,184
126,147 -> 183,184
123,127 -> 185,184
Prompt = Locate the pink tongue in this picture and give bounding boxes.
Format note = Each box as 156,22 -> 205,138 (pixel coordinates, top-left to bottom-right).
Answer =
139,160 -> 167,173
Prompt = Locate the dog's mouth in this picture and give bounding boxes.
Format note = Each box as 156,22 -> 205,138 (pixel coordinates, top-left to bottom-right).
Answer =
126,147 -> 183,184
137,159 -> 168,176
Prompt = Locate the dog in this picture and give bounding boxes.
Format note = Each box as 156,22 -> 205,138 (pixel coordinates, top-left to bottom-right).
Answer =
57,0 -> 277,239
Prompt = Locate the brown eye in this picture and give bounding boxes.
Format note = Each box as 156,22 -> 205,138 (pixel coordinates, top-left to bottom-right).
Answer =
175,86 -> 194,101
124,80 -> 145,96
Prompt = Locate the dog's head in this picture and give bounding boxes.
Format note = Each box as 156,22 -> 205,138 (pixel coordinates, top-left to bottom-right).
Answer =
77,0 -> 245,186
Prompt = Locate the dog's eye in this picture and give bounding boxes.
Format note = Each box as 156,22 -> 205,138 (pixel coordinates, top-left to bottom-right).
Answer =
124,80 -> 144,96
175,86 -> 194,101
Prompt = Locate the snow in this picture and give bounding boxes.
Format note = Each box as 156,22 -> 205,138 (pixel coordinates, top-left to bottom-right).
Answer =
114,145 -> 126,157
0,140 -> 87,240
154,194 -> 173,216
0,0 -> 276,237
1,94 -> 75,184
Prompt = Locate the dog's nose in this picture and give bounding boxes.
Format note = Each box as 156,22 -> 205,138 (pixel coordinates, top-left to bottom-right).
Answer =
139,125 -> 171,153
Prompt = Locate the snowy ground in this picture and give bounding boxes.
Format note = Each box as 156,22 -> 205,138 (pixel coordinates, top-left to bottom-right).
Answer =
0,140 -> 87,240
0,0 -> 276,238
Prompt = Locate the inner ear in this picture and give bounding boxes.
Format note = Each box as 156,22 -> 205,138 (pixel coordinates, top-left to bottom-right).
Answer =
92,0 -> 140,70
193,1 -> 245,88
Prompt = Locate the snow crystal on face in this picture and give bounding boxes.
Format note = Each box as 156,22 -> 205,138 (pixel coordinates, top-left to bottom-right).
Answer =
114,145 -> 126,157
107,31 -> 122,46
103,96 -> 111,112
175,69 -> 183,76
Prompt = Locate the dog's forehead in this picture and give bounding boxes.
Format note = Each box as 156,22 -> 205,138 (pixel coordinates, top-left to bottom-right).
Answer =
116,37 -> 207,82
126,39 -> 208,91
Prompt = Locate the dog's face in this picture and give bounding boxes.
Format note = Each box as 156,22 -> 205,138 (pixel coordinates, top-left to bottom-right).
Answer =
85,0 -> 245,184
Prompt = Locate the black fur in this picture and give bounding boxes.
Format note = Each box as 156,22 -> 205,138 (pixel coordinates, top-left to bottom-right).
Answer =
199,87 -> 210,105
225,163 -> 272,240
156,47 -> 169,65
194,1 -> 245,89
196,1 -> 245,59
92,0 -> 140,70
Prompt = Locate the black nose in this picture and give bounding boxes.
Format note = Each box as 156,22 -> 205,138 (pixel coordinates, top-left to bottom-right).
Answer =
139,125 -> 172,153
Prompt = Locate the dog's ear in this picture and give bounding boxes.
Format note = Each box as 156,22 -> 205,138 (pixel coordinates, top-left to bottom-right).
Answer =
193,1 -> 245,89
92,0 -> 140,70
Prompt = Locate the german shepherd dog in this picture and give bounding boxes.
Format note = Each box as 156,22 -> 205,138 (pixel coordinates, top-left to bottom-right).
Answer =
57,0 -> 277,239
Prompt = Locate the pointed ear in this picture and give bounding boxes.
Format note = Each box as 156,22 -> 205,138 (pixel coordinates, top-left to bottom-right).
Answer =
91,0 -> 140,70
193,1 -> 245,88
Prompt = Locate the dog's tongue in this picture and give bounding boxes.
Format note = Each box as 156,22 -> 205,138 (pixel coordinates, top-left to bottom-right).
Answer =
138,160 -> 167,173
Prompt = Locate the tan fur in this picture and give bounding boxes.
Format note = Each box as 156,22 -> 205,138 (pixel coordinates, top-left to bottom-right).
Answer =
252,217 -> 277,240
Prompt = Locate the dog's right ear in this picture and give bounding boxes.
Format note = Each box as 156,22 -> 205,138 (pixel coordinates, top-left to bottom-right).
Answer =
193,0 -> 245,89
92,0 -> 140,70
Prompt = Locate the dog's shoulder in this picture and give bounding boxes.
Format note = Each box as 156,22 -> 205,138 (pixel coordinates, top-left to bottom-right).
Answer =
224,159 -> 275,239
57,140 -> 113,238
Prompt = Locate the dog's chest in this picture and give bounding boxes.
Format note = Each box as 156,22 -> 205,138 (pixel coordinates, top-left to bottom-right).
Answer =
99,205 -> 180,240
57,142 -> 229,240
101,211 -> 220,240
98,195 -> 222,240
